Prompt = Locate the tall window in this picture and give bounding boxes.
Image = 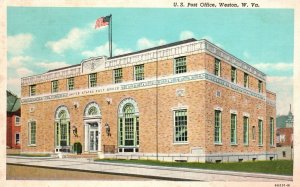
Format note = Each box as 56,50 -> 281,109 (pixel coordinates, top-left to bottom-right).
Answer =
28,121 -> 36,145
114,68 -> 123,83
135,64 -> 144,81
51,80 -> 58,93
258,80 -> 263,93
118,103 -> 139,149
258,119 -> 263,146
67,77 -> 74,90
231,66 -> 237,83
243,116 -> 249,145
175,56 -> 187,74
215,58 -> 221,76
174,109 -> 188,143
55,108 -> 70,147
29,85 -> 36,96
89,73 -> 97,87
214,110 -> 222,144
15,116 -> 20,125
252,126 -> 256,140
244,73 -> 249,88
15,133 -> 20,145
230,113 -> 237,144
270,117 -> 274,146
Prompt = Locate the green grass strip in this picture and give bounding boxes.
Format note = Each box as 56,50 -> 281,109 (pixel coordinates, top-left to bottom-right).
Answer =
7,153 -> 51,157
95,159 -> 293,176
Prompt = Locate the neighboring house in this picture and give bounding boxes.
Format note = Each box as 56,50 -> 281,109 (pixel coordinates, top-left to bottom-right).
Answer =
20,38 -> 276,162
276,105 -> 293,160
7,90 -> 21,149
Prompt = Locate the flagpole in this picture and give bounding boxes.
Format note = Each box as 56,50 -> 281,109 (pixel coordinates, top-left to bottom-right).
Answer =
110,14 -> 112,58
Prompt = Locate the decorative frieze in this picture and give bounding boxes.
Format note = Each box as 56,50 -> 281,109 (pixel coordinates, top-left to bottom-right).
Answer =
21,71 -> 266,104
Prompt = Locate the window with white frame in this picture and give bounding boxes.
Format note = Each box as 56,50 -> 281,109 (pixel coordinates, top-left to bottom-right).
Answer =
258,80 -> 263,93
15,116 -> 20,125
51,80 -> 59,93
175,56 -> 187,74
67,77 -> 74,90
214,110 -> 222,144
244,73 -> 249,88
15,133 -> 20,145
243,116 -> 249,145
258,119 -> 263,145
252,126 -> 256,140
270,117 -> 274,146
89,73 -> 97,87
118,103 -> 139,148
29,85 -> 36,96
134,64 -> 144,81
231,66 -> 237,83
230,113 -> 237,144
28,121 -> 36,145
174,109 -> 187,143
215,58 -> 221,76
114,68 -> 123,83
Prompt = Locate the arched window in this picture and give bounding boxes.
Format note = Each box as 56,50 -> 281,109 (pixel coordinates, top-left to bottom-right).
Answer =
118,98 -> 139,152
84,102 -> 101,118
55,106 -> 70,151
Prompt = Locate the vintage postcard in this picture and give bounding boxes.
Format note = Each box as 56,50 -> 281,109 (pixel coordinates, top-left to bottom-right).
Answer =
1,0 -> 299,187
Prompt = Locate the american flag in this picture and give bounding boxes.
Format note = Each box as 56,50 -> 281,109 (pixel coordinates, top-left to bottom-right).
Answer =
95,15 -> 110,29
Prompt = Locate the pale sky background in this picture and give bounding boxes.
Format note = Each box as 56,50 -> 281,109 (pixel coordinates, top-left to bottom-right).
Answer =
7,8 -> 293,115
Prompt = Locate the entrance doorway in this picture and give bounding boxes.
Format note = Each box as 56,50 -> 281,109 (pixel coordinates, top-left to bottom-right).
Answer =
88,122 -> 98,152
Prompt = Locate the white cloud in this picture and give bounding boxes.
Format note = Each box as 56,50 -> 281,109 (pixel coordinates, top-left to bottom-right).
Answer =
8,56 -> 32,68
8,33 -> 33,55
46,27 -> 92,54
179,31 -> 195,40
81,42 -> 131,57
253,62 -> 293,72
137,38 -> 167,50
37,61 -> 70,70
7,78 -> 21,97
267,76 -> 293,115
16,67 -> 34,77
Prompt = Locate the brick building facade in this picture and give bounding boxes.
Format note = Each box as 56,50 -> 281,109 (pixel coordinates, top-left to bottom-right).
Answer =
20,38 -> 276,162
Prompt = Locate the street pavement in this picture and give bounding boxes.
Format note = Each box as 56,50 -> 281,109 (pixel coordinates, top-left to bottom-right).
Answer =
6,156 -> 293,181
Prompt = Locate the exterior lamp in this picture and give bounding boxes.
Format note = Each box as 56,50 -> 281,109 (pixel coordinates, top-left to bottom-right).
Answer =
105,123 -> 111,136
72,125 -> 78,137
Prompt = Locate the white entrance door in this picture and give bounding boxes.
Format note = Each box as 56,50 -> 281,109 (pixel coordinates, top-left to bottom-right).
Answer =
84,120 -> 101,153
89,128 -> 98,152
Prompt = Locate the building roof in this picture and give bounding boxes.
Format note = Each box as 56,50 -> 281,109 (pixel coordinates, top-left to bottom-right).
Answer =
7,90 -> 20,112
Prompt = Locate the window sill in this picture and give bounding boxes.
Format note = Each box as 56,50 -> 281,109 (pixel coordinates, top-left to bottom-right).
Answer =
270,145 -> 276,148
214,143 -> 222,146
243,144 -> 249,147
15,124 -> 21,126
258,145 -> 263,147
28,144 -> 36,147
230,143 -> 238,146
173,142 -> 189,145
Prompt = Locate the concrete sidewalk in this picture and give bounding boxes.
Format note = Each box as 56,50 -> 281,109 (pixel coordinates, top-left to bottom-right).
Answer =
6,156 -> 293,181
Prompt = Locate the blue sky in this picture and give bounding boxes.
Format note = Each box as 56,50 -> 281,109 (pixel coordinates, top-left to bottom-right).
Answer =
7,7 -> 294,115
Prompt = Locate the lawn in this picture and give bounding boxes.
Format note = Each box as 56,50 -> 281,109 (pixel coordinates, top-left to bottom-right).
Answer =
95,159 -> 293,176
7,153 -> 51,157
